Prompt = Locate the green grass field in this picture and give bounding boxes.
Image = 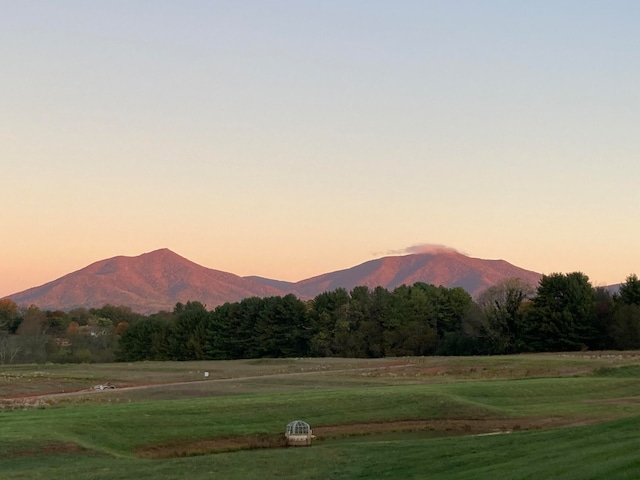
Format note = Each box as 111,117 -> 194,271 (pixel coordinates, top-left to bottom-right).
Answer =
2,353 -> 640,479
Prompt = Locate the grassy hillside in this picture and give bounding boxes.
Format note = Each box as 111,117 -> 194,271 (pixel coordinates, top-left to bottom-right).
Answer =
2,353 -> 640,479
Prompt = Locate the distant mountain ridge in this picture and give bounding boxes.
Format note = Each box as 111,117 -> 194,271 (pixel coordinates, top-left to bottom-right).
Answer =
286,250 -> 541,299
6,249 -> 284,314
5,248 -> 543,313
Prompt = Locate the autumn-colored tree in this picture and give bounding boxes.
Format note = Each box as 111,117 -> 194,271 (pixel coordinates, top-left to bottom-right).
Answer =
477,278 -> 535,353
0,298 -> 19,331
116,321 -> 129,335
67,321 -> 80,336
13,305 -> 49,363
16,305 -> 47,336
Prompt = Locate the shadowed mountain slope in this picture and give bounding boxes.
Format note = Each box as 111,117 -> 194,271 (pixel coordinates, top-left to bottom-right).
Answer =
243,276 -> 296,292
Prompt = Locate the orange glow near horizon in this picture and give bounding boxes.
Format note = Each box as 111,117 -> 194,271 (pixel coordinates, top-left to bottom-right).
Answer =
2,2 -> 638,297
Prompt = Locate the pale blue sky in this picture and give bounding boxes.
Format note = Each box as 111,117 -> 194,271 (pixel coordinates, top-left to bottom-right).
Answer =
1,1 -> 639,296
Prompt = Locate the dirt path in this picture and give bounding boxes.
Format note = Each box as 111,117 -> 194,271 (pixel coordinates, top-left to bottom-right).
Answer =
3,362 -> 415,402
135,417 -> 597,459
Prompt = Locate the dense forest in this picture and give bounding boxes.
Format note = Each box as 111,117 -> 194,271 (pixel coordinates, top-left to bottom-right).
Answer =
1,273 -> 640,364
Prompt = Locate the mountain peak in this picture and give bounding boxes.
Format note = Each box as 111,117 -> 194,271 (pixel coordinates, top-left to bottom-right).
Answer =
147,247 -> 173,254
291,249 -> 541,299
5,249 -> 285,313
140,248 -> 181,258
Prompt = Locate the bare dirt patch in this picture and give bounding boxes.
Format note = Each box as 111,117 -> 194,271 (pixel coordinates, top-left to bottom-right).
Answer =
0,397 -> 57,411
135,417 -> 592,459
136,433 -> 287,459
1,441 -> 92,459
313,417 -> 590,437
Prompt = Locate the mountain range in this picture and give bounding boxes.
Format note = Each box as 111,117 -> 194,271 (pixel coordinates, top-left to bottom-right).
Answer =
4,248 -> 543,313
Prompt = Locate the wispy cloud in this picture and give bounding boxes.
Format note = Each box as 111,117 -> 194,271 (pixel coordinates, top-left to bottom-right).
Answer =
373,244 -> 465,257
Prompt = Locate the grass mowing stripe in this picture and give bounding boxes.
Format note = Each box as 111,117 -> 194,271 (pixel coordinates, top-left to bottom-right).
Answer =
1,385 -> 502,455
4,356 -> 640,479
3,415 -> 640,479
4,376 -> 640,456
330,416 -> 640,480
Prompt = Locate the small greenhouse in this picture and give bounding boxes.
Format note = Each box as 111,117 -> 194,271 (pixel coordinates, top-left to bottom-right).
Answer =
285,420 -> 314,446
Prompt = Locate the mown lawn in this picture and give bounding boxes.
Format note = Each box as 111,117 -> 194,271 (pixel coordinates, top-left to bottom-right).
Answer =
2,354 -> 640,479
2,416 -> 640,479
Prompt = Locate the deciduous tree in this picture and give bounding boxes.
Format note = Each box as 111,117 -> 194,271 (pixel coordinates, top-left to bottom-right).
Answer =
477,278 -> 535,353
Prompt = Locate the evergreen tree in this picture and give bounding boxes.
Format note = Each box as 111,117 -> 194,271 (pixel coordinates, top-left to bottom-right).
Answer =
523,272 -> 596,351
618,274 -> 640,306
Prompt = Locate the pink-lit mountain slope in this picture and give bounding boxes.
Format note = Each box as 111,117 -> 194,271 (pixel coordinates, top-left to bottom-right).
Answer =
6,249 -> 286,313
5,248 -> 543,313
285,249 -> 542,299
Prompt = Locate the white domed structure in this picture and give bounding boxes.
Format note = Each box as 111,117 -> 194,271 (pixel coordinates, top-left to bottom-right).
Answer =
285,420 -> 314,446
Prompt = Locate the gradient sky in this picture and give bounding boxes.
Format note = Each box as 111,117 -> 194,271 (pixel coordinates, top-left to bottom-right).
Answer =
2,1 -> 639,297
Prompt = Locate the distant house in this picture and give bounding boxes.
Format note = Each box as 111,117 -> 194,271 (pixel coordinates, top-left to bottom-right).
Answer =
78,326 -> 108,337
54,338 -> 72,347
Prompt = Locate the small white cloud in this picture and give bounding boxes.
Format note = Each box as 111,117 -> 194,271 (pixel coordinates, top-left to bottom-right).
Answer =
404,244 -> 462,255
373,243 -> 465,257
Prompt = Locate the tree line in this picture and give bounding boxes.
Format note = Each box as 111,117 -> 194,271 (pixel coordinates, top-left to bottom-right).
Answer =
2,273 -> 640,364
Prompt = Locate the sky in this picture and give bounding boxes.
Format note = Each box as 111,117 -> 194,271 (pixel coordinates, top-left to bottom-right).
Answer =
1,0 -> 639,297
